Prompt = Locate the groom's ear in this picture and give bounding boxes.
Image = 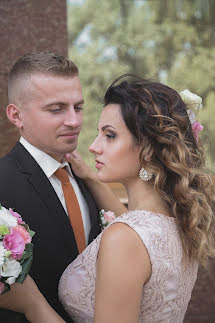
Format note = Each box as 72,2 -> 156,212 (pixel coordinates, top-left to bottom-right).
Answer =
6,104 -> 23,129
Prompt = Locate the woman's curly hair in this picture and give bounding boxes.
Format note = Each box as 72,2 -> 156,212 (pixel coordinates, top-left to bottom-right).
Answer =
104,74 -> 215,266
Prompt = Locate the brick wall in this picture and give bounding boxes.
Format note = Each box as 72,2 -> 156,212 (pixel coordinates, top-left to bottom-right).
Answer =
0,0 -> 68,157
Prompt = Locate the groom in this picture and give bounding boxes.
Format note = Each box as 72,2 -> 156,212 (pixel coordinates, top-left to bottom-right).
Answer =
0,52 -> 101,322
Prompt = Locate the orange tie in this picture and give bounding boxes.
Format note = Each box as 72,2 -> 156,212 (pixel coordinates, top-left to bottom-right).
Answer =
55,168 -> 86,253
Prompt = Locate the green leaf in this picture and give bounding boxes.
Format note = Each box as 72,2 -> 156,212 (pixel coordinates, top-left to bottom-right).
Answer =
29,230 -> 35,238
16,244 -> 34,284
19,243 -> 33,263
0,224 -> 10,236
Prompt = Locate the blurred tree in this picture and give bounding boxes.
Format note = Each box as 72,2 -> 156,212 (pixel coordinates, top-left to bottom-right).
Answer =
67,0 -> 215,172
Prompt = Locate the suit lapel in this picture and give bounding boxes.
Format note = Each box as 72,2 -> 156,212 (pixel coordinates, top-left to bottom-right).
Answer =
11,143 -> 78,254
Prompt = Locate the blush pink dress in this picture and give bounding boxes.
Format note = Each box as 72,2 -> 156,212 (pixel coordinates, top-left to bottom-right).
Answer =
58,210 -> 198,323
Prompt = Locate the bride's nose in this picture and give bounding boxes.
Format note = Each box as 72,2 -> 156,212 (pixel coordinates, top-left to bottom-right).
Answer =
89,137 -> 102,155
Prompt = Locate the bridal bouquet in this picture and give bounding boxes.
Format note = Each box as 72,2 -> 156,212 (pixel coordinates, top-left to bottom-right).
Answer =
99,209 -> 116,230
0,205 -> 35,294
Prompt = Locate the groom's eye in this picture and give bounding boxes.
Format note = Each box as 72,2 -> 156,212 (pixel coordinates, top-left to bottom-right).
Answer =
49,108 -> 62,113
74,105 -> 83,111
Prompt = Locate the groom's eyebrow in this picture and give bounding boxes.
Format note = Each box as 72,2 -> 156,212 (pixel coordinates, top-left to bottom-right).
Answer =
43,99 -> 85,109
43,101 -> 66,108
74,99 -> 85,106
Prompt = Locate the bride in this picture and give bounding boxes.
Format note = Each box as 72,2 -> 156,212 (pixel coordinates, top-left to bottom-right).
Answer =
1,74 -> 215,322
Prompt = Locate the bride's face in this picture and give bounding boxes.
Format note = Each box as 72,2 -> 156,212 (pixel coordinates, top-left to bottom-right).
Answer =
89,104 -> 141,184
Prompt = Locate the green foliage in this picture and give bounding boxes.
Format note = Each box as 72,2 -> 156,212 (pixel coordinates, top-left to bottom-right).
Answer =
67,0 -> 215,172
17,243 -> 33,282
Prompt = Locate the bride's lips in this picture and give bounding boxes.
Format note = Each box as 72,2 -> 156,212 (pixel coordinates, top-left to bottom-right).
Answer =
95,159 -> 104,169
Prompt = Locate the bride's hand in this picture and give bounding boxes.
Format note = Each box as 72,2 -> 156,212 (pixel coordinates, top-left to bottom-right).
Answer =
65,150 -> 96,180
0,275 -> 43,314
0,275 -> 65,322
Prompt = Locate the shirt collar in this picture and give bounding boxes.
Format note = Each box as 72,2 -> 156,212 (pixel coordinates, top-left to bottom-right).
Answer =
19,137 -> 73,178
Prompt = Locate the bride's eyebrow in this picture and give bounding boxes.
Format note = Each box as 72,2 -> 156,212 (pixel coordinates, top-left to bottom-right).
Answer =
101,125 -> 116,131
96,125 -> 116,132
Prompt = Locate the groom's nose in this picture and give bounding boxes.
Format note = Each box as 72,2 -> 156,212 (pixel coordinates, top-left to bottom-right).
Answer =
64,108 -> 82,128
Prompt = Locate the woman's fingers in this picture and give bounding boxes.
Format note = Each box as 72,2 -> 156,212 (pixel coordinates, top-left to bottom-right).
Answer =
64,150 -> 90,179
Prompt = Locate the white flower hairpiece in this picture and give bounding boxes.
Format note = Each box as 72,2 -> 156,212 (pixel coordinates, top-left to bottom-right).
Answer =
179,89 -> 203,112
179,89 -> 204,142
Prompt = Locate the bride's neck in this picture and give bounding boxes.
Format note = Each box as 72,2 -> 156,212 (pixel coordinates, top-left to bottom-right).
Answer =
124,178 -> 171,216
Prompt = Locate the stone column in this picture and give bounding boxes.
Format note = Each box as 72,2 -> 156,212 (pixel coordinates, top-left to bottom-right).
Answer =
0,0 -> 68,157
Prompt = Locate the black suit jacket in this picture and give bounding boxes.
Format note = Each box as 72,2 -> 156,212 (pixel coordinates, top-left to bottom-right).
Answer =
0,142 -> 101,322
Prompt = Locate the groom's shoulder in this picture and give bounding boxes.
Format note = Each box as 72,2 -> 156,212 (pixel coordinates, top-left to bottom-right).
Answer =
0,143 -> 19,163
1,142 -> 22,158
0,142 -> 29,174
0,143 -> 34,198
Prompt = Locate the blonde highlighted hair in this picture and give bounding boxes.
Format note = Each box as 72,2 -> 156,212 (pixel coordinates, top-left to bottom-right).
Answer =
104,74 -> 215,266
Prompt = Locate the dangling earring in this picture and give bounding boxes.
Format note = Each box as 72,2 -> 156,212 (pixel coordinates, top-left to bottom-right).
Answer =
139,167 -> 153,181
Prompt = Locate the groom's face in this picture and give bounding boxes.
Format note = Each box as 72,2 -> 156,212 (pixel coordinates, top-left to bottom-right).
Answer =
15,74 -> 84,162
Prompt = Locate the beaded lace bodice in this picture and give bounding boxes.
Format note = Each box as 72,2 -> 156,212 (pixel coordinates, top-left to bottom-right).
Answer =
58,210 -> 198,323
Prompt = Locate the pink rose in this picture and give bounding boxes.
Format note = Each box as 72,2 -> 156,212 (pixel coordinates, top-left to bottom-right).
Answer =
0,281 -> 5,294
12,225 -> 31,244
9,208 -> 24,224
103,211 -> 116,222
192,121 -> 203,142
3,231 -> 25,260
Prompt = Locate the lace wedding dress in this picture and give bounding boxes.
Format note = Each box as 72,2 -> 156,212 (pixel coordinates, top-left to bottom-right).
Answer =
58,210 -> 198,322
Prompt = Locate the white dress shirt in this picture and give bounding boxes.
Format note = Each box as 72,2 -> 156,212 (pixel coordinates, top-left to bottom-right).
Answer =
19,137 -> 91,242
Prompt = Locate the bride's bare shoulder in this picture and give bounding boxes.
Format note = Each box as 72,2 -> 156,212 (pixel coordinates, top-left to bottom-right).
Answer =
98,222 -> 151,283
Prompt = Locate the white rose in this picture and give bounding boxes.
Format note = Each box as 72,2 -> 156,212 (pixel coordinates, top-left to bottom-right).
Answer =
1,258 -> 22,285
187,109 -> 196,124
179,89 -> 203,111
5,276 -> 18,285
0,242 -> 6,267
0,207 -> 18,228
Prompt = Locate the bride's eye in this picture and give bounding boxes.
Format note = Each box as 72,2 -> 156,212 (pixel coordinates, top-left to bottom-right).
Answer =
105,133 -> 116,140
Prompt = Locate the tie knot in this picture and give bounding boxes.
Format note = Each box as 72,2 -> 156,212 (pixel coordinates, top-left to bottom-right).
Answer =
55,168 -> 70,184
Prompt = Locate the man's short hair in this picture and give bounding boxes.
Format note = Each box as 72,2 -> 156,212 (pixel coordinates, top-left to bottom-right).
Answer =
8,52 -> 79,104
